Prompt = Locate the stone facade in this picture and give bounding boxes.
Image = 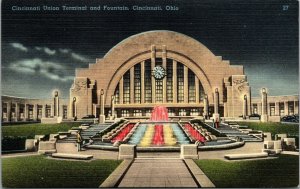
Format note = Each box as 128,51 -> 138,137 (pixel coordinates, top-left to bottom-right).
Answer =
2,31 -> 298,122
69,30 -> 251,119
251,92 -> 298,122
1,91 -> 68,122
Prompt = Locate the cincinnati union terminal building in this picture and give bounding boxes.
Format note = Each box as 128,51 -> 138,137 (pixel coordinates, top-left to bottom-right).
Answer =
2,31 -> 298,123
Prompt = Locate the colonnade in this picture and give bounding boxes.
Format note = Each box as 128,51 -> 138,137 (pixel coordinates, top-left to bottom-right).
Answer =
2,92 -> 68,122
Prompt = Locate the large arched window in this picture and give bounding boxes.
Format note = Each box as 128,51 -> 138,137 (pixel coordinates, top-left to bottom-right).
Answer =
114,58 -> 205,104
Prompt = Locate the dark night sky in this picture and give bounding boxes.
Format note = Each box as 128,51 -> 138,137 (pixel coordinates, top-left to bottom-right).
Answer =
1,0 -> 299,99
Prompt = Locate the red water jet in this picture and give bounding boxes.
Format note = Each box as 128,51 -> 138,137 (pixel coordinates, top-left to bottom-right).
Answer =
152,125 -> 164,145
150,106 -> 169,121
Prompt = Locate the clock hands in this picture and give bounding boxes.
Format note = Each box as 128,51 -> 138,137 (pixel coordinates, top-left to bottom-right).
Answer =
152,66 -> 165,79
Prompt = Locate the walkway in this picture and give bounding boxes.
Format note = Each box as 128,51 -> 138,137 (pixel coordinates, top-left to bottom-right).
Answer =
118,159 -> 198,187
2,152 -> 39,158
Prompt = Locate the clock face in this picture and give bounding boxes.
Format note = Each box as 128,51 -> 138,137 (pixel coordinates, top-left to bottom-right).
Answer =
152,66 -> 166,80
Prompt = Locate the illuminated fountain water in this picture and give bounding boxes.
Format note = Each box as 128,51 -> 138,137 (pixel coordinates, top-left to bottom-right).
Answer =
89,105 -> 241,151
150,106 -> 169,122
127,106 -> 192,147
152,124 -> 164,145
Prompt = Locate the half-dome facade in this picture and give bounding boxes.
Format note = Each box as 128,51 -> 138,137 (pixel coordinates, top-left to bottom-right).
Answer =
69,31 -> 251,119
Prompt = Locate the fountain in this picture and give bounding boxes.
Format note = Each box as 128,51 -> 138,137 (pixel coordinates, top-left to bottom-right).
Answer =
150,106 -> 169,121
88,105 -> 242,150
99,106 -> 232,148
152,125 -> 164,145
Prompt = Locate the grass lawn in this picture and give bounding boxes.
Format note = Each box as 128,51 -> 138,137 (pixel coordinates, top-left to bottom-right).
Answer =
240,122 -> 299,137
2,155 -> 122,188
2,122 -> 81,138
195,154 -> 299,188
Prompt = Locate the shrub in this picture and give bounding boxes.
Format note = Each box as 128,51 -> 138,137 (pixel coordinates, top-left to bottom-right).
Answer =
2,136 -> 26,151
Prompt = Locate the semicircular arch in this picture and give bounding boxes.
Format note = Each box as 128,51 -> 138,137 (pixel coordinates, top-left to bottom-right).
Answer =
105,51 -> 214,104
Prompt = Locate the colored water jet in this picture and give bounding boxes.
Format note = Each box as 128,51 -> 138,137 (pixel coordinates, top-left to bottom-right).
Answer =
150,106 -> 169,121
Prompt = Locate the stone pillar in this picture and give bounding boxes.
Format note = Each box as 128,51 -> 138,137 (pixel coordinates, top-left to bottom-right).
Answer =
7,102 -> 11,122
111,95 -> 116,119
24,103 -> 28,121
119,77 -> 124,104
248,89 -> 252,116
99,89 -> 105,123
59,105 -> 64,118
73,98 -> 77,118
93,104 -> 97,118
180,144 -> 199,159
151,45 -> 156,103
223,102 -> 227,117
213,88 -> 220,121
15,103 -> 19,121
203,94 -> 209,118
42,105 -> 46,118
33,104 -> 38,121
261,88 -> 268,122
141,61 -> 145,104
87,86 -> 93,115
183,66 -> 188,103
172,60 -> 177,103
284,101 -> 289,115
275,102 -> 280,116
243,95 -> 247,119
54,91 -> 59,117
294,101 -> 298,115
118,144 -> 136,160
162,45 -> 167,103
214,88 -> 219,114
50,104 -> 54,117
130,67 -> 134,104
195,77 -> 199,104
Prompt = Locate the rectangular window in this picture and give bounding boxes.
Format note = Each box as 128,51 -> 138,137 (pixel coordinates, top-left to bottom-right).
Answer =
178,109 -> 186,116
190,108 -> 200,116
155,79 -> 163,102
19,105 -> 24,119
123,71 -> 130,104
145,109 -> 152,117
177,64 -> 184,103
144,60 -> 152,103
121,109 -> 130,117
253,104 -> 258,114
279,102 -> 284,116
28,106 -> 33,119
133,109 -> 142,116
166,59 -> 173,103
288,101 -> 294,115
115,84 -> 120,104
134,64 -> 141,103
199,83 -> 205,102
168,108 -> 175,116
188,69 -> 196,103
11,104 -> 16,119
46,105 -> 51,118
38,105 -> 42,119
63,105 -> 68,119
2,103 -> 7,119
269,103 -> 275,116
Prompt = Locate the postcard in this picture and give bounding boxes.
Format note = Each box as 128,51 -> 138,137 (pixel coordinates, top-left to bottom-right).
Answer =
1,0 -> 299,188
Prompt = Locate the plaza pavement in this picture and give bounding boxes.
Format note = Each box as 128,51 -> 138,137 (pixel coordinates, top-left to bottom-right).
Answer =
2,142 -> 265,188
118,158 -> 199,187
